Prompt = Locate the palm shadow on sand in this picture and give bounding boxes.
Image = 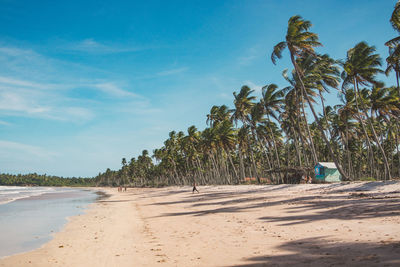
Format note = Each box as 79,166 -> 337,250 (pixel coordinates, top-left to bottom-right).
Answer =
226,237 -> 400,266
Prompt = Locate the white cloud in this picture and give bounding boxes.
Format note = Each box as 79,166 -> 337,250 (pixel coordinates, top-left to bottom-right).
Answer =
65,38 -> 147,54
0,140 -> 57,158
0,91 -> 50,114
0,76 -> 47,89
0,43 -> 149,123
0,78 -> 96,122
237,45 -> 262,66
157,67 -> 188,76
94,82 -> 139,98
0,120 -> 10,126
243,80 -> 263,94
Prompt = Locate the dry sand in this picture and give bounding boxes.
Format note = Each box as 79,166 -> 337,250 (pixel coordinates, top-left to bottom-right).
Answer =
1,182 -> 400,266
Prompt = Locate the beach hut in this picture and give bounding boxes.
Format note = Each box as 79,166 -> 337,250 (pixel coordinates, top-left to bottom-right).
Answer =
314,162 -> 341,182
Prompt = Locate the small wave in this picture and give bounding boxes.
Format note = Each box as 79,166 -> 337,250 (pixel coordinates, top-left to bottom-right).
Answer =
0,186 -> 56,205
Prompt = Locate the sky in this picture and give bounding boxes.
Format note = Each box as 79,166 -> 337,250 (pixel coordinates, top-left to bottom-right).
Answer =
0,0 -> 397,177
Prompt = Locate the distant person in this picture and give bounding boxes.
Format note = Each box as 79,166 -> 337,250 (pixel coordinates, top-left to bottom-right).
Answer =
124,186 -> 127,192
192,181 -> 199,193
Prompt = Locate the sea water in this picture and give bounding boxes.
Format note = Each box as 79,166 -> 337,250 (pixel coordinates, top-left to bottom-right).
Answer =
0,186 -> 102,258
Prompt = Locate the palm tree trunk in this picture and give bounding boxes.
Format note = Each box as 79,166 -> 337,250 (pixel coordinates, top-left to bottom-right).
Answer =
289,119 -> 303,167
226,150 -> 238,184
299,87 -> 319,164
249,128 -> 260,183
296,117 -> 311,167
396,68 -> 400,96
238,148 -> 245,183
266,115 -> 283,182
345,123 -> 353,179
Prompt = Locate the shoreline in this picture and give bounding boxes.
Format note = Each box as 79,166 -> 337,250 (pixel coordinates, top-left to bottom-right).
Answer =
0,187 -> 105,260
1,182 -> 400,266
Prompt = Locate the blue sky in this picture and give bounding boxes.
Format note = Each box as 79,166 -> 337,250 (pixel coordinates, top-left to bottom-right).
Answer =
0,0 -> 397,177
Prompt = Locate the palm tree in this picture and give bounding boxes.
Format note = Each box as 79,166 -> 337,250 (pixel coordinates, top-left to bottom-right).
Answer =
207,105 -> 231,127
385,47 -> 400,94
386,1 -> 400,94
335,89 -> 359,178
232,85 -> 258,180
231,85 -> 256,126
271,15 -> 349,180
386,1 -> 400,52
342,41 -> 392,180
261,84 -> 284,176
215,120 -> 239,183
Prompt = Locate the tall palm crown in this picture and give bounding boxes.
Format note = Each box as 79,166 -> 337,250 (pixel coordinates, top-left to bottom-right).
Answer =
231,85 -> 256,125
341,42 -> 383,89
386,1 -> 400,92
261,84 -> 284,121
303,54 -> 341,92
271,15 -> 321,65
386,1 -> 400,51
386,47 -> 400,91
207,105 -> 231,127
390,1 -> 400,32
369,86 -> 399,118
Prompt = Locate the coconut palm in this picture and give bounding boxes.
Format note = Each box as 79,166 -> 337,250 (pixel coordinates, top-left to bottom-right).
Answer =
271,15 -> 348,180
386,1 -> 400,51
207,105 -> 232,127
386,1 -> 400,94
385,48 -> 400,93
261,84 -> 284,174
281,69 -> 318,165
231,85 -> 256,126
342,41 -> 391,180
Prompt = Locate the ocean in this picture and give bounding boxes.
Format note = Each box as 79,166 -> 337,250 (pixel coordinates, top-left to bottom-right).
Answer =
0,186 -> 102,258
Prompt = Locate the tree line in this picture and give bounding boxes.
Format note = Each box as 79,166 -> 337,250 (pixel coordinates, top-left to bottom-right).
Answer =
0,173 -> 95,187
95,5 -> 400,187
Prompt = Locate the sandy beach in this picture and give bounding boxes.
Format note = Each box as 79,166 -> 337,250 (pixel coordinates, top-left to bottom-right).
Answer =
1,182 -> 400,266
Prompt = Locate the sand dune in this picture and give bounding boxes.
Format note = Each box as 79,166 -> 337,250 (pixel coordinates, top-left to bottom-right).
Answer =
1,182 -> 400,266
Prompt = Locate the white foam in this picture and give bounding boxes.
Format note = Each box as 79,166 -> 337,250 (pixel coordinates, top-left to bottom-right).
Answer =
0,186 -> 56,205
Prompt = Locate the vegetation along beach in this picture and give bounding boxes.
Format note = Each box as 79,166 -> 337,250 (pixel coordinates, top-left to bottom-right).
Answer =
0,1 -> 400,266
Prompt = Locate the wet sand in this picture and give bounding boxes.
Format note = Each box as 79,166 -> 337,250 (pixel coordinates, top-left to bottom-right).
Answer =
1,182 -> 400,266
0,188 -> 100,259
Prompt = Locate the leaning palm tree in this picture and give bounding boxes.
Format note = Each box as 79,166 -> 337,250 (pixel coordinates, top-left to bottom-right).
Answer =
342,41 -> 392,180
386,0 -> 400,50
386,1 -> 400,94
385,47 -> 400,94
390,0 -> 400,31
261,84 -> 284,175
271,15 -> 349,180
231,85 -> 256,126
207,105 -> 232,127
232,85 -> 258,180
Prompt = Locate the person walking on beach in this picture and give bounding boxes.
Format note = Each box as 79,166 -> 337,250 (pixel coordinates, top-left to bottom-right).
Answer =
192,181 -> 199,193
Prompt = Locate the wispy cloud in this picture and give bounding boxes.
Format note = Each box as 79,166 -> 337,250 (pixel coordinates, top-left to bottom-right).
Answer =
0,120 -> 10,126
157,67 -> 188,76
0,43 -> 152,123
237,45 -> 262,66
0,90 -> 50,114
94,82 -> 139,98
0,76 -> 60,90
0,140 -> 57,158
65,38 -> 148,54
243,80 -> 263,94
0,87 -> 95,122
